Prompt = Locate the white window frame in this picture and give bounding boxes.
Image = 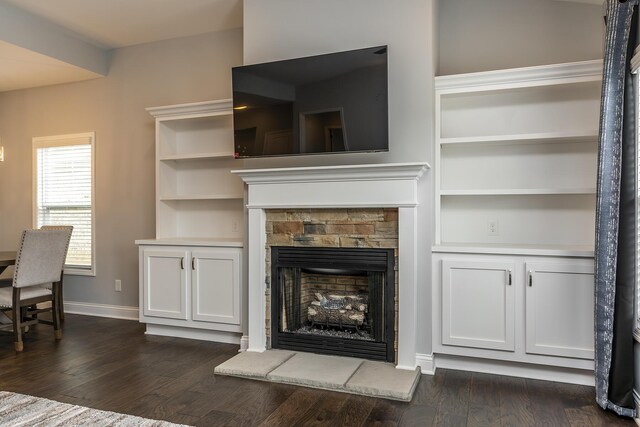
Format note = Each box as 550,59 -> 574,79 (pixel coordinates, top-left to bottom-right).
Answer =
32,132 -> 96,276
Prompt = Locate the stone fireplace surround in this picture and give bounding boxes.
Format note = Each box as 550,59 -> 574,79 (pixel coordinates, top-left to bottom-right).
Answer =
233,163 -> 429,370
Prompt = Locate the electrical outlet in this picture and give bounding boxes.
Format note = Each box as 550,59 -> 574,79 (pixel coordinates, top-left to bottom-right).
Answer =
115,279 -> 122,292
487,219 -> 499,236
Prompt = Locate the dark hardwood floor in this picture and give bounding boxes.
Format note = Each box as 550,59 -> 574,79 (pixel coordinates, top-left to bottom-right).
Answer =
0,315 -> 634,426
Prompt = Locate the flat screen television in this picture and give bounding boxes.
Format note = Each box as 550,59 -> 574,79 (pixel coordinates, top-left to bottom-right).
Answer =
232,46 -> 388,158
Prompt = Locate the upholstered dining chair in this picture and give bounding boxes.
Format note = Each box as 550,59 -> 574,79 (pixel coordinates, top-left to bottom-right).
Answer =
0,228 -> 71,351
39,225 -> 73,321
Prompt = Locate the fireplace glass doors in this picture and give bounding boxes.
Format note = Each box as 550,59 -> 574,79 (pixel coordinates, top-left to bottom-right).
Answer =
271,247 -> 395,362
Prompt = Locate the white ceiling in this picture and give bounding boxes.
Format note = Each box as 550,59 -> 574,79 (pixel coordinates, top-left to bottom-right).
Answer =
0,0 -> 242,92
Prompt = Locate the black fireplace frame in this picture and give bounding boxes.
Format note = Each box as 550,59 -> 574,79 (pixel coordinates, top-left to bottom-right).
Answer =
270,246 -> 395,362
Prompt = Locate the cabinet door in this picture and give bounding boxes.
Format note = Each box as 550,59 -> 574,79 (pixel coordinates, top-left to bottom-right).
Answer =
442,259 -> 516,351
143,248 -> 188,319
191,248 -> 241,325
525,262 -> 594,359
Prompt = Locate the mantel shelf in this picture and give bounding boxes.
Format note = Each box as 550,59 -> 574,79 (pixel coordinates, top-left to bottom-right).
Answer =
232,162 -> 430,184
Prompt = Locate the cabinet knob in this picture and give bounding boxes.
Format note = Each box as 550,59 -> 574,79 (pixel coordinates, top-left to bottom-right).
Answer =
180,257 -> 184,270
528,271 -> 533,287
508,270 -> 512,286
192,257 -> 196,270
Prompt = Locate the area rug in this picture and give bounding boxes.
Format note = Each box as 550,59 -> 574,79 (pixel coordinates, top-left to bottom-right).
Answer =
0,391 -> 187,427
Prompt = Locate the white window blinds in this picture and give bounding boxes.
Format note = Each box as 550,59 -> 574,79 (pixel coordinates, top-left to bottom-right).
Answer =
33,133 -> 95,273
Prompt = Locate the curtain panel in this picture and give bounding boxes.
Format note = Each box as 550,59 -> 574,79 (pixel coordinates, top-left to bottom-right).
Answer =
595,0 -> 638,418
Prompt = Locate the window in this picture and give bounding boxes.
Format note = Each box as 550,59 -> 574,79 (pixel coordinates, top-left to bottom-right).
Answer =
33,132 -> 95,275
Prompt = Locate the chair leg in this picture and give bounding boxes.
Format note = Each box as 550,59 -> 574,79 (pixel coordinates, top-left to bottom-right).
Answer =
58,276 -> 65,322
52,283 -> 62,340
12,288 -> 23,351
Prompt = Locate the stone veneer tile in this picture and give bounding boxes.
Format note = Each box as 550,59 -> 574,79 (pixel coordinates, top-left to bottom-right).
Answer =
264,208 -> 399,359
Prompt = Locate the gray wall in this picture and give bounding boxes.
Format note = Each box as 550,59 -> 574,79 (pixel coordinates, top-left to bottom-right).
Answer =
439,0 -> 604,75
0,29 -> 243,308
243,0 -> 438,169
243,0 -> 438,357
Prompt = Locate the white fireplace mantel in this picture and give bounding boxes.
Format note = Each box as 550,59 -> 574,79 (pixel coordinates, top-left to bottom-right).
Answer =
232,162 -> 430,370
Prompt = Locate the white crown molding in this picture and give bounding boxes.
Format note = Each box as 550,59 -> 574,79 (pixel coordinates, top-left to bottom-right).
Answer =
147,99 -> 232,119
436,60 -> 603,92
232,162 -> 430,184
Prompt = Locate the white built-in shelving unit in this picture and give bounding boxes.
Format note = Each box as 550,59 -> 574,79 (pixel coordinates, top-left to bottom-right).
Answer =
432,60 -> 603,384
434,61 -> 601,256
136,100 -> 245,346
149,100 -> 245,242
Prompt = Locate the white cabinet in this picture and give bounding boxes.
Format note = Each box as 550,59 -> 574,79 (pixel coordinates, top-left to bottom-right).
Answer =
525,262 -> 594,359
432,61 -> 600,382
442,260 -> 515,351
434,61 -> 601,256
434,254 -> 595,375
191,248 -> 241,325
137,99 -> 246,344
142,248 -> 188,320
139,244 -> 243,336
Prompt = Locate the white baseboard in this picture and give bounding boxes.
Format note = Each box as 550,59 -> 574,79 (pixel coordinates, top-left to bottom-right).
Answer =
416,353 -> 435,375
435,354 -> 594,386
146,324 -> 241,345
64,301 -> 139,321
240,335 -> 249,351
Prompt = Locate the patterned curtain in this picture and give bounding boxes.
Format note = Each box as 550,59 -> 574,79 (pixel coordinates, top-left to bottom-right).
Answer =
595,0 -> 637,417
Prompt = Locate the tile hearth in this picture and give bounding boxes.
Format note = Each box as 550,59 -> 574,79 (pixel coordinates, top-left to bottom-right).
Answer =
214,350 -> 421,402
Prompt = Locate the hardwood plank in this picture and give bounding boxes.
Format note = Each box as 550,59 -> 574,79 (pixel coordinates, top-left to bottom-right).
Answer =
433,369 -> 471,424
497,376 -> 535,427
526,378 -> 570,426
332,395 -> 377,427
258,388 -> 318,426
411,368 -> 445,406
293,390 -> 349,426
0,315 -> 635,427
398,404 -> 437,426
364,399 -> 408,426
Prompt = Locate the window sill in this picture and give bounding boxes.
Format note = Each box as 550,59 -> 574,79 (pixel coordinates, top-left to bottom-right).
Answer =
64,267 -> 95,277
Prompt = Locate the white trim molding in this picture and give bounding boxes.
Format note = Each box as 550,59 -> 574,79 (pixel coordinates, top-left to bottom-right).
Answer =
416,353 -> 435,375
145,324 -> 242,344
146,99 -> 232,119
64,301 -> 139,321
435,354 -> 595,386
435,60 -> 602,93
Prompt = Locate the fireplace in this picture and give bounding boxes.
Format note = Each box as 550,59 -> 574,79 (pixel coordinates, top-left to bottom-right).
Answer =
271,246 -> 395,362
232,163 -> 429,370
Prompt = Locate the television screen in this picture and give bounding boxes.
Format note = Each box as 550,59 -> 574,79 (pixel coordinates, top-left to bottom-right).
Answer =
232,46 -> 388,158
